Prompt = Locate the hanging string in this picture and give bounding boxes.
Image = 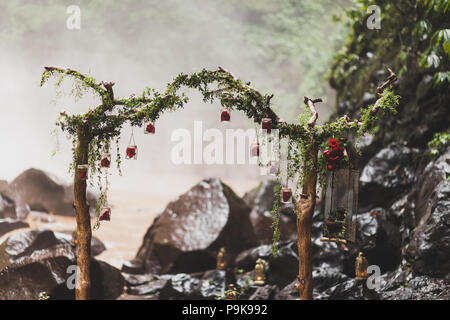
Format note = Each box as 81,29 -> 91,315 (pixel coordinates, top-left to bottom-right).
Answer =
128,126 -> 136,146
104,168 -> 109,207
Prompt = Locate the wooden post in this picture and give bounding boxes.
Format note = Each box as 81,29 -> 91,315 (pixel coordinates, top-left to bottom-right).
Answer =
74,125 -> 92,300
296,142 -> 318,300
296,96 -> 320,300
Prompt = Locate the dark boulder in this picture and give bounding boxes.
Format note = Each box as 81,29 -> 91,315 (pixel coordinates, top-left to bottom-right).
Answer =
235,241 -> 298,288
244,180 -> 296,245
0,219 -> 29,237
131,178 -> 257,274
406,148 -> 450,278
0,193 -> 16,219
0,229 -> 118,300
274,280 -> 298,300
342,211 -> 402,276
158,270 -> 226,300
249,285 -> 277,300
313,264 -> 349,292
381,276 -> 450,300
2,168 -> 97,217
275,265 -> 350,300
359,143 -> 417,210
316,278 -> 381,300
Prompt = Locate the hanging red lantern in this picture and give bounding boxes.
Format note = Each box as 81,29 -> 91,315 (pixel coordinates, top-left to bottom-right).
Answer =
77,164 -> 88,180
261,118 -> 272,134
268,161 -> 278,176
144,121 -> 155,134
99,207 -> 111,221
100,153 -> 111,168
126,145 -> 138,160
250,142 -> 260,157
281,187 -> 292,203
221,107 -> 230,122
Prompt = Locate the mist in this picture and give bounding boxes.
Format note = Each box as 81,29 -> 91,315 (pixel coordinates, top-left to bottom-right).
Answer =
0,0 -> 348,196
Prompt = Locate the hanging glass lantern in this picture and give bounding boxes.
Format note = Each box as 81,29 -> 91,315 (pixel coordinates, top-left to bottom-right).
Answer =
216,247 -> 226,270
261,118 -> 272,134
355,252 -> 369,280
250,142 -> 260,157
99,207 -> 111,221
280,187 -> 292,204
268,161 -> 278,176
253,258 -> 266,285
144,121 -> 155,134
126,145 -> 138,160
220,107 -> 230,122
100,153 -> 111,168
321,167 -> 359,244
77,164 -> 88,180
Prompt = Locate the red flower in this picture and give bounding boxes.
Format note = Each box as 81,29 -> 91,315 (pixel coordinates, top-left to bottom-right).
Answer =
329,138 -> 339,148
323,149 -> 331,157
329,156 -> 340,162
333,146 -> 344,155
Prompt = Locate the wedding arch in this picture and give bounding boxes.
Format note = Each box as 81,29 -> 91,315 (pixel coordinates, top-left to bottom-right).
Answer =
41,65 -> 398,300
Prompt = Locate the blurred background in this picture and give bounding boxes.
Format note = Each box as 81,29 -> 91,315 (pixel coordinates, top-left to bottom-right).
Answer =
0,0 -> 350,193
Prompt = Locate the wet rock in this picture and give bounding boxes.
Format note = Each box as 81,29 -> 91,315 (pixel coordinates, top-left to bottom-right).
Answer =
0,229 -> 122,300
316,278 -> 381,300
381,276 -> 450,300
313,264 -> 349,292
275,280 -> 298,300
245,180 -> 296,245
249,284 -> 277,300
342,211 -> 401,276
2,168 -> 97,217
235,241 -> 298,288
122,273 -> 156,287
126,269 -> 226,300
132,178 -> 257,274
312,229 -> 344,270
407,148 -> 450,278
198,270 -> 227,299
0,219 -> 29,237
359,143 -> 417,210
0,193 -> 16,219
127,278 -> 167,296
159,273 -> 201,299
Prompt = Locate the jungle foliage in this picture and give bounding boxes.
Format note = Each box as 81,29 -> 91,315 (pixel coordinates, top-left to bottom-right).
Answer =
329,0 -> 450,151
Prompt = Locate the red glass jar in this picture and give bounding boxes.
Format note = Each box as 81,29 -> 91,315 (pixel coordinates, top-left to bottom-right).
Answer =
250,142 -> 260,157
77,164 -> 88,180
221,107 -> 231,122
100,153 -> 111,168
261,118 -> 272,134
281,187 -> 292,203
126,145 -> 138,160
268,161 -> 278,176
144,121 -> 155,134
99,207 -> 111,221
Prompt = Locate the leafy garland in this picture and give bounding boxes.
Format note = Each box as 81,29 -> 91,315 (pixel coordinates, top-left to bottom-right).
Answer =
41,66 -> 400,233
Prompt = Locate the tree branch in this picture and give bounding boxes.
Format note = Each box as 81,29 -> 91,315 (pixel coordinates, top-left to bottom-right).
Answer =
304,97 -> 322,127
